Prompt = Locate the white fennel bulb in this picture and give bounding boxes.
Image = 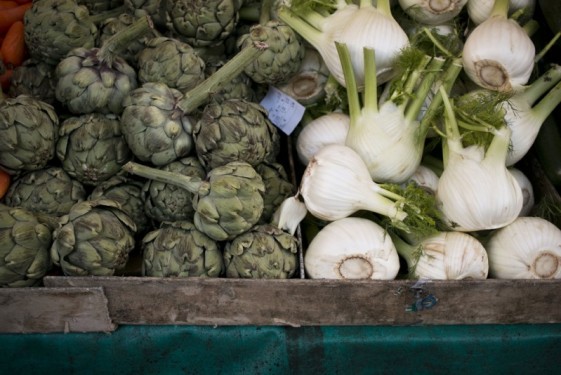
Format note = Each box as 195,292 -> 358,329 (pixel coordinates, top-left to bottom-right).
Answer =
278,47 -> 331,106
392,231 -> 489,280
466,0 -> 494,24
298,143 -> 440,236
296,112 -> 350,166
502,65 -> 561,165
298,143 -> 407,222
508,167 -> 534,216
337,42 -> 445,183
407,164 -> 440,195
278,0 -> 409,88
467,0 -> 536,24
304,217 -> 400,280
436,87 -> 523,232
486,216 -> 561,279
398,0 -> 468,25
462,0 -> 535,92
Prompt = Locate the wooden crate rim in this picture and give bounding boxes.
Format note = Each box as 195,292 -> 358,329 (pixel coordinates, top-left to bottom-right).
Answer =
42,275 -> 561,285
42,276 -> 561,327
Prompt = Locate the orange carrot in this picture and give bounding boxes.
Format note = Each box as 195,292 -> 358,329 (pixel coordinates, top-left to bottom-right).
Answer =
0,3 -> 32,34
0,1 -> 18,10
0,169 -> 10,199
1,21 -> 25,67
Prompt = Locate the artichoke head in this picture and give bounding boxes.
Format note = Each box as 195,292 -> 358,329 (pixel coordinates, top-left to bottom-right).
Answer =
193,161 -> 265,241
24,0 -> 98,66
143,157 -> 206,223
0,205 -> 54,287
8,59 -> 58,105
193,99 -> 280,171
141,221 -> 223,277
98,12 -> 159,68
50,199 -> 137,276
223,224 -> 298,279
124,0 -> 167,27
55,47 -> 138,115
56,113 -> 132,186
163,0 -> 244,47
255,162 -> 295,224
121,82 -> 194,166
4,167 -> 87,217
237,21 -> 306,85
89,174 -> 151,235
0,96 -> 59,174
55,15 -> 153,115
137,36 -> 206,93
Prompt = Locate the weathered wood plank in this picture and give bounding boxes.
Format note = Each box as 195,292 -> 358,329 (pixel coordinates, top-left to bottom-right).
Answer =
43,277 -> 561,326
0,287 -> 116,333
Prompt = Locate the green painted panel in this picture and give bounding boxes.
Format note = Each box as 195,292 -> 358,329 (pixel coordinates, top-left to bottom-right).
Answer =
1,325 -> 560,374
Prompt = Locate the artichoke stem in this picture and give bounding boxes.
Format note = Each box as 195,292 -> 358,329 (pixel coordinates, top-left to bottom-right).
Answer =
122,161 -> 208,194
88,5 -> 127,24
177,41 -> 268,114
239,7 -> 260,22
259,0 -> 274,24
99,15 -> 154,63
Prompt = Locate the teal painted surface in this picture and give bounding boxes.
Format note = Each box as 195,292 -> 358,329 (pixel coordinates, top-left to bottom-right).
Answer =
1,325 -> 561,374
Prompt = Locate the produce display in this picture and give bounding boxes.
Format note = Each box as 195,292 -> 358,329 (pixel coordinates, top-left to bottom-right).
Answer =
2,0 -> 561,289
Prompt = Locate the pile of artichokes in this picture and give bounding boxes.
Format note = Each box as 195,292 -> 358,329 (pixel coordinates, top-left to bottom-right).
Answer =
1,0 -> 307,286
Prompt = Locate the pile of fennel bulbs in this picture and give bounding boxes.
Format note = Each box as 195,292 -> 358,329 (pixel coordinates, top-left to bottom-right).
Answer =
282,0 -> 561,280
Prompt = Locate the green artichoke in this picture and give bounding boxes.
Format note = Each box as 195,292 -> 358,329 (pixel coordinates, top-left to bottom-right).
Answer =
120,82 -> 195,166
137,36 -> 206,93
237,20 -> 305,85
193,98 -> 280,171
56,113 -> 132,186
123,160 -> 265,241
23,0 -> 99,66
163,0 -> 244,47
89,174 -> 151,235
8,59 -> 58,106
3,167 -> 87,217
97,12 -> 159,68
55,16 -> 153,115
121,41 -> 268,166
193,161 -> 265,241
141,221 -> 223,277
0,95 -> 59,174
50,198 -> 136,276
223,224 -> 298,278
255,162 -> 295,224
143,157 -> 206,223
204,63 -> 257,104
124,0 -> 166,27
193,38 -> 232,68
0,205 -> 54,287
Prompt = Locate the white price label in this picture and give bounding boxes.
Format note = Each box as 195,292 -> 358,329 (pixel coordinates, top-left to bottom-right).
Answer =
259,86 -> 305,135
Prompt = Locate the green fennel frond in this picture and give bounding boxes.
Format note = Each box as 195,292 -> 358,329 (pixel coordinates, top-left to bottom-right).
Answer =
380,182 -> 444,239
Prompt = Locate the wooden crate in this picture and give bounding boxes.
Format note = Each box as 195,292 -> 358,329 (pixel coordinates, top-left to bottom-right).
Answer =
0,286 -> 115,333
1,152 -> 561,332
42,277 -> 561,327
